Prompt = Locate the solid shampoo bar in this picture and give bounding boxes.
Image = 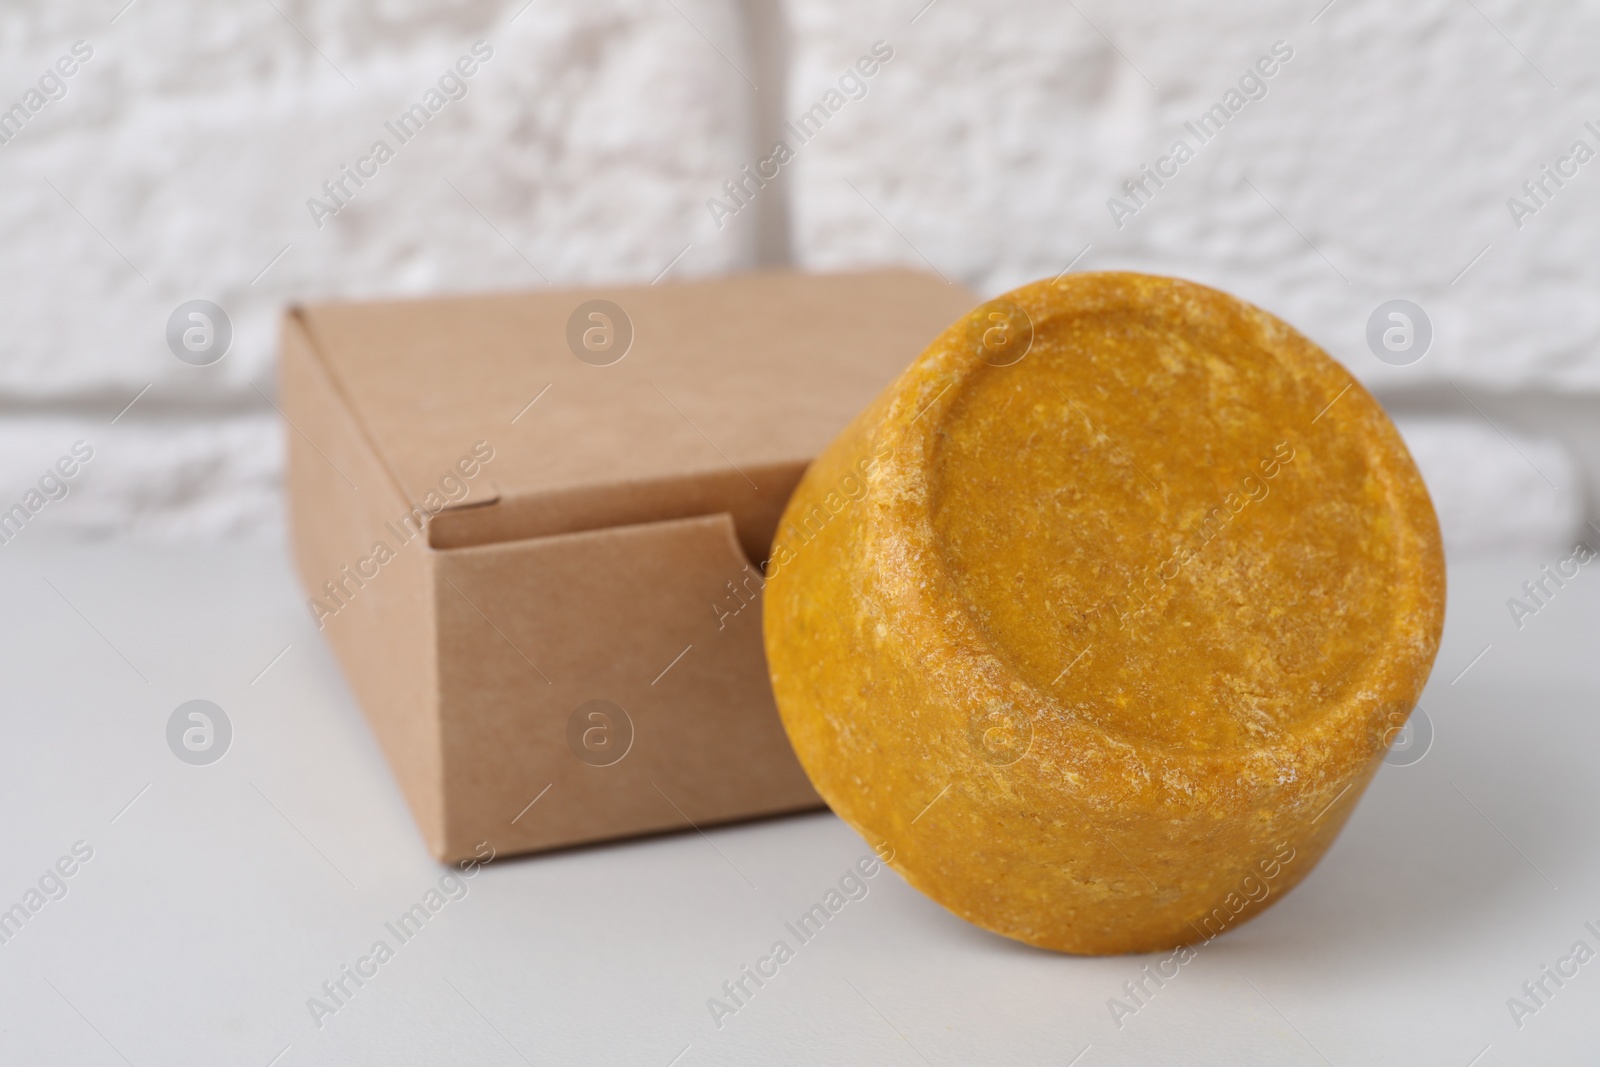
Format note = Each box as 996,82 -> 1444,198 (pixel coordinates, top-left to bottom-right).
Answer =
764,272 -> 1445,954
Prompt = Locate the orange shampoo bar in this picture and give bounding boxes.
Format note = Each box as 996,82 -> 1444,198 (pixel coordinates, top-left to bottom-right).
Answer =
763,272 -> 1445,954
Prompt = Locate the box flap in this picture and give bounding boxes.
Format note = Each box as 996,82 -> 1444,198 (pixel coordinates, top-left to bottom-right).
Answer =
293,269 -> 974,557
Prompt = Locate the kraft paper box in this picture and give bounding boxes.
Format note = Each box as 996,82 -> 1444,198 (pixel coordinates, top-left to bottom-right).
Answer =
282,269 -> 975,862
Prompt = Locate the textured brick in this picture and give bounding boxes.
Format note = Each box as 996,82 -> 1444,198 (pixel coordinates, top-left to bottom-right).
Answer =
0,0 -> 758,405
0,416 -> 281,543
783,0 -> 1600,392
1,0 -> 1594,550
1392,417 -> 1583,556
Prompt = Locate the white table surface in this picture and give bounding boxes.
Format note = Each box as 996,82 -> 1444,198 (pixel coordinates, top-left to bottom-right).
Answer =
1,542 -> 1596,1066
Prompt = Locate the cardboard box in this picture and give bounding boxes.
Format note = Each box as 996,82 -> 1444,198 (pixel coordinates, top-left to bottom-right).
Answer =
282,269 -> 976,862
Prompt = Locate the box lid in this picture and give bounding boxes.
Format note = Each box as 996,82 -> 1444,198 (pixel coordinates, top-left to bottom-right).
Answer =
294,269 -> 974,556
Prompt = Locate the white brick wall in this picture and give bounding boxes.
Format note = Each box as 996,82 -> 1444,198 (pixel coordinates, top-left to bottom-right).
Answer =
785,0 -> 1600,392
0,417 -> 282,544
1,0 -> 1593,554
2,0 -> 756,403
1392,418 -> 1583,557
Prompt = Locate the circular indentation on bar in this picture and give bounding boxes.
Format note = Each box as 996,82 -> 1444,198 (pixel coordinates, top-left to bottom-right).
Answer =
930,286 -> 1401,753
